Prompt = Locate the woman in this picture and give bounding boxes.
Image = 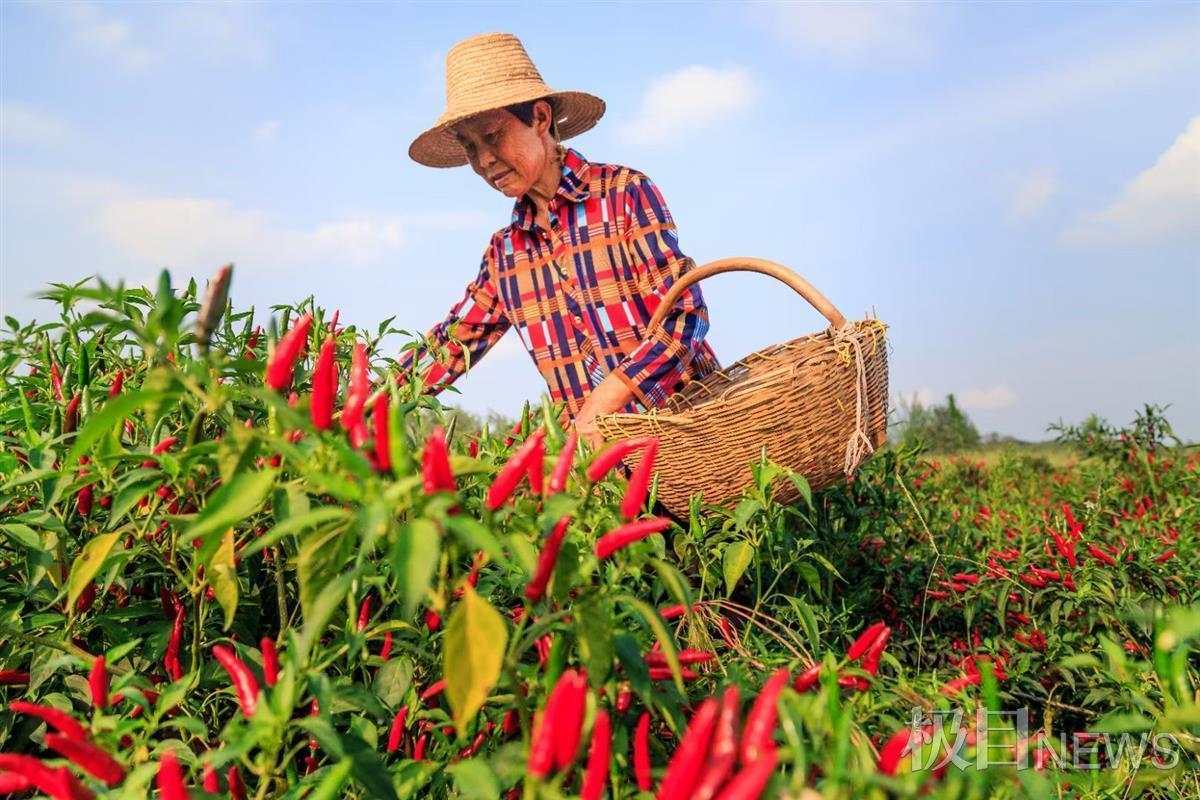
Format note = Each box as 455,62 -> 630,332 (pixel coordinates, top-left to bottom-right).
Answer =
403,32 -> 718,448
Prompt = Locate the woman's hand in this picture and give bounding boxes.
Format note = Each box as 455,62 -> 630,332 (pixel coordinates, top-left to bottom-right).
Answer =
573,373 -> 636,451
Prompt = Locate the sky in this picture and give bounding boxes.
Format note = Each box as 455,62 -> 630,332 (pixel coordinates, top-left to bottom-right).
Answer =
2,1 -> 1197,441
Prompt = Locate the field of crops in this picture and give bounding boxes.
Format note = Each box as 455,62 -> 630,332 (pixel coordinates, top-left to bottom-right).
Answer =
1,271 -> 1197,799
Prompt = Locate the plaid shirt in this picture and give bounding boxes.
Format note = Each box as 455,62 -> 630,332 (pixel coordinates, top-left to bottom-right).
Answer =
400,148 -> 719,420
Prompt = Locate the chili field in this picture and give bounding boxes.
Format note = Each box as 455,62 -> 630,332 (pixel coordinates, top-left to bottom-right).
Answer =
0,270 -> 1197,799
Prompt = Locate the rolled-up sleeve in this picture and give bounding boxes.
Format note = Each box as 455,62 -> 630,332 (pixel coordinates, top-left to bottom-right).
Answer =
614,174 -> 712,408
398,244 -> 511,394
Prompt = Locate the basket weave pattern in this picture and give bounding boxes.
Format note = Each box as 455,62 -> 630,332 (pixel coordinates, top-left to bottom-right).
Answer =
596,259 -> 889,516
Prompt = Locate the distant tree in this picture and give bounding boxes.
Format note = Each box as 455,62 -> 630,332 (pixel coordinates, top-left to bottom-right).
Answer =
892,393 -> 981,453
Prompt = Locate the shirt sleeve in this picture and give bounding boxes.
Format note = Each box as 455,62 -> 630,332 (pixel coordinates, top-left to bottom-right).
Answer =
613,172 -> 713,408
397,243 -> 511,394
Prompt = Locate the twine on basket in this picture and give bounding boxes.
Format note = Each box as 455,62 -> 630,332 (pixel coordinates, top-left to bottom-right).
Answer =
831,321 -> 881,475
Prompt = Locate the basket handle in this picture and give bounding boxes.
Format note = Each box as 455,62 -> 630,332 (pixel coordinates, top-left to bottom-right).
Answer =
646,257 -> 848,333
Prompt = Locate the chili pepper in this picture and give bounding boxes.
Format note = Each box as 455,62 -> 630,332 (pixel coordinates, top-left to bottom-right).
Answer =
553,669 -> 588,770
76,484 -> 93,517
386,706 -> 409,753
421,426 -> 455,494
425,608 -> 441,632
212,645 -> 261,717
165,604 -> 185,682
1156,549 -> 1176,563
8,701 -> 89,742
693,686 -> 741,800
152,437 -> 179,456
260,637 -> 279,687
861,627 -> 890,676
940,673 -> 981,695
486,428 -> 547,510
580,709 -> 611,800
877,727 -> 916,775
648,667 -> 702,681
715,746 -> 777,800
645,648 -> 714,668
659,604 -> 700,620
357,594 -> 374,631
846,622 -> 887,662
547,431 -> 578,495
156,752 -> 188,800
265,313 -> 312,391
340,341 -> 370,434
0,754 -> 92,800
526,429 -> 546,496
43,734 -> 125,786
634,710 -> 652,791
586,435 -> 655,482
526,517 -> 570,603
420,679 -> 447,704
310,338 -> 337,431
63,393 -> 81,434
739,668 -> 789,766
0,773 -> 32,794
620,437 -> 659,520
0,670 -> 30,685
595,517 -> 673,560
413,733 -> 429,761
660,696 -> 720,799
227,765 -> 246,800
88,656 -> 108,710
107,371 -> 123,398
380,631 -> 393,661
502,708 -> 520,737
50,362 -> 63,400
792,663 -> 823,693
372,393 -> 391,472
202,761 -> 219,793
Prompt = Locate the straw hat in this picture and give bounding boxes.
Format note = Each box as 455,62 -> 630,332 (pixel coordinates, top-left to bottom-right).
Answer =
409,32 -> 606,168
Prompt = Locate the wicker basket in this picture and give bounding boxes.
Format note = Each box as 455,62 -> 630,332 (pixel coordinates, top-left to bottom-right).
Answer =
596,258 -> 889,517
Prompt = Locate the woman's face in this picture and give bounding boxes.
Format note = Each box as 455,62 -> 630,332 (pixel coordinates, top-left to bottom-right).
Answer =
453,101 -> 554,199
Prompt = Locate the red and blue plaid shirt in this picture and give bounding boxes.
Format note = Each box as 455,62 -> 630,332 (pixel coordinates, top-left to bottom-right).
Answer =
400,148 -> 719,420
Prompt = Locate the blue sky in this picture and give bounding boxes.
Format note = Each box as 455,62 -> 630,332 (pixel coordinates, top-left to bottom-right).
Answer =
2,1 -> 1197,441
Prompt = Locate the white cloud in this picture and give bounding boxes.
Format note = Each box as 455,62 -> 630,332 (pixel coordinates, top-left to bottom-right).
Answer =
618,66 -> 757,147
0,103 -> 73,146
35,0 -> 156,70
253,120 -> 280,143
959,385 -> 1018,411
1007,170 -> 1057,221
747,1 -> 932,62
1063,115 -> 1200,244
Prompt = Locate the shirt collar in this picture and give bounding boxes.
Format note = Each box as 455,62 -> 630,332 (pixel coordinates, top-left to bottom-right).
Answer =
511,147 -> 592,231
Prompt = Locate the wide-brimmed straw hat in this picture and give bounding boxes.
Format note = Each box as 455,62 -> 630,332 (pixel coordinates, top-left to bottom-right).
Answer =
409,32 -> 606,169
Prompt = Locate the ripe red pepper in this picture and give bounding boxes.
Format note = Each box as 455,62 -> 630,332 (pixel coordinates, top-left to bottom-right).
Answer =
413,733 -> 429,761
43,734 -> 125,786
164,603 -> 185,682
203,761 -> 219,792
63,393 -> 81,434
1156,549 -> 1177,563
659,604 -> 700,620
265,312 -> 313,391
0,754 -> 90,800
310,338 -> 337,431
340,342 -> 370,445
580,709 -> 611,800
88,656 -> 108,709
212,645 -> 261,717
50,362 -> 64,400
260,637 -> 279,687
595,517 -> 673,560
0,773 -> 33,794
152,437 -> 179,456
739,668 -> 789,766
227,765 -> 246,800
419,679 -> 447,704
693,686 -> 741,800
0,670 -> 30,685
846,622 -> 887,662
527,708 -> 557,779
620,437 -> 659,520
421,426 -> 456,495
525,517 -> 570,603
547,431 -> 578,495
648,666 -> 702,682
634,710 -> 652,791
371,393 -> 391,472
486,429 -> 547,510
586,435 -> 656,482
877,727 -> 915,775
553,669 -> 587,770
156,752 -> 188,800
357,595 -> 374,631
245,326 -> 261,359
715,746 -> 777,800
940,673 -> 981,695
861,627 -> 891,676
660,696 -> 719,799
8,701 -> 89,742
379,631 -> 393,661
76,484 -> 93,517
386,706 -> 409,753
645,648 -> 714,668
792,663 -> 823,693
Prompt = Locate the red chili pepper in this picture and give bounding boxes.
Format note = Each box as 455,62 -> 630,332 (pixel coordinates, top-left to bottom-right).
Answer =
43,734 -> 125,786
586,436 -> 656,482
340,342 -> 370,438
152,437 -> 179,456
526,430 -> 546,496
620,438 -> 659,520
164,604 -> 185,682
76,484 -> 93,517
486,429 -> 547,510
420,679 -> 447,704
940,673 -> 981,695
846,622 -> 887,662
227,765 -> 246,800
659,696 -> 719,799
527,707 -> 557,779
547,431 -> 578,495
0,670 -> 30,685
648,666 -> 701,681
260,638 -> 279,687
580,709 -> 611,800
265,313 -> 313,391
861,626 -> 891,676
212,645 -> 260,717
421,426 -> 456,495
371,393 -> 391,472
88,656 -> 108,709
1156,549 -> 1177,563
155,752 -> 188,800
380,631 -> 393,661
413,733 -> 429,761
357,594 -> 374,632
386,706 -> 409,753
693,686 -> 741,800
739,667 -> 789,766
202,761 -> 219,793
525,517 -> 570,603
553,669 -> 587,770
424,608 -> 441,632
595,517 -> 673,560
634,710 -> 652,791
0,773 -> 33,794
50,362 -> 63,400
877,727 -> 916,775
659,604 -> 699,620
310,338 -> 337,431
8,701 -> 89,742
715,746 -> 777,800
0,754 -> 91,800
791,663 -> 823,693
645,649 -> 715,668
63,393 -> 81,434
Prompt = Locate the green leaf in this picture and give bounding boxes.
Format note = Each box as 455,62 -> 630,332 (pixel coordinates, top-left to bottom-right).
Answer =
447,759 -> 500,800
733,499 -> 760,531
443,517 -> 508,568
0,523 -> 41,550
296,572 -> 355,666
242,507 -> 353,557
65,389 -> 166,466
576,598 -> 614,686
789,473 -> 813,507
443,586 -> 507,735
189,469 -> 276,564
299,716 -> 398,800
617,594 -> 684,692
372,657 -> 414,709
68,532 -> 122,610
298,526 -> 348,620
391,519 -> 440,619
723,541 -> 755,597
210,528 -> 238,631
